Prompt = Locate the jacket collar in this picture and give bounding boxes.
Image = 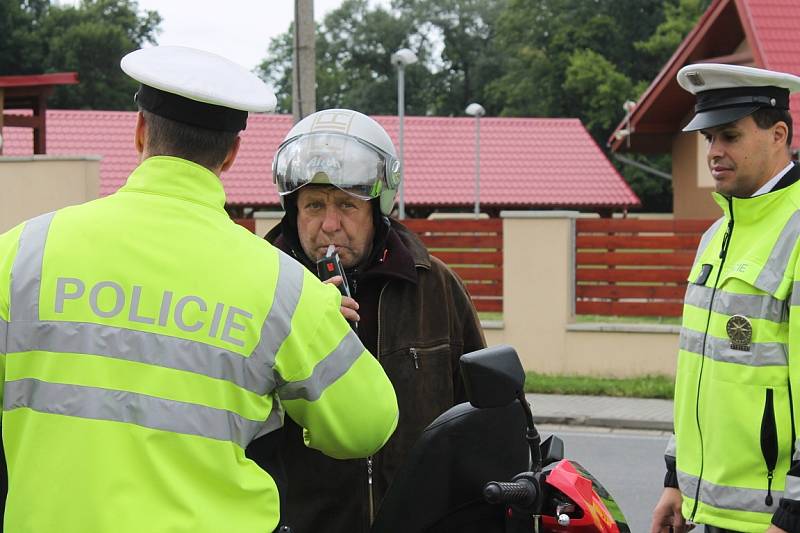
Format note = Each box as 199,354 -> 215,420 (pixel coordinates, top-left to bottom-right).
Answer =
713,162 -> 800,223
120,156 -> 227,211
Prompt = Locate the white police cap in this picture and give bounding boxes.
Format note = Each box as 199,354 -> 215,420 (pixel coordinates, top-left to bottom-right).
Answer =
121,45 -> 276,132
677,63 -> 800,132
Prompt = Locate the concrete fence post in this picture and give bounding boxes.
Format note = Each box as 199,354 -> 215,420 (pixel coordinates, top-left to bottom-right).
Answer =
492,211 -> 580,373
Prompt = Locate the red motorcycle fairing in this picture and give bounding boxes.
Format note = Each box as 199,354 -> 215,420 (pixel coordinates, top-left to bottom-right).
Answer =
541,460 -> 628,533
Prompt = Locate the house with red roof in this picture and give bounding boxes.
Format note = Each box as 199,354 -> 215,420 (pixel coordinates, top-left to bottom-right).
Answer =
609,0 -> 800,218
3,110 -> 639,216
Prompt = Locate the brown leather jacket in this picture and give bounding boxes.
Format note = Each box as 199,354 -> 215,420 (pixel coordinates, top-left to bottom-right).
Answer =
258,216 -> 486,533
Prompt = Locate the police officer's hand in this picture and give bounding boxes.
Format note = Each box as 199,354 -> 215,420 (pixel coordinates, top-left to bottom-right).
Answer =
650,487 -> 692,533
323,275 -> 360,323
765,526 -> 788,533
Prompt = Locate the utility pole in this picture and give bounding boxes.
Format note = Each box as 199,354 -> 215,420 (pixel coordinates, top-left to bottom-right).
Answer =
293,0 -> 316,123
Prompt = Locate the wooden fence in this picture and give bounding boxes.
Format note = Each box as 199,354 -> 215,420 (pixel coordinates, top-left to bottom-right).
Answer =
401,218 -> 503,313
575,218 -> 714,317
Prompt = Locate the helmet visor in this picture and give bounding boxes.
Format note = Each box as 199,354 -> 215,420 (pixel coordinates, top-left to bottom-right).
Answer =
273,132 -> 396,200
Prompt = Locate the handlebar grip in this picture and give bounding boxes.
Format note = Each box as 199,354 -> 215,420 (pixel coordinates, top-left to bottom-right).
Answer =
483,480 -> 537,505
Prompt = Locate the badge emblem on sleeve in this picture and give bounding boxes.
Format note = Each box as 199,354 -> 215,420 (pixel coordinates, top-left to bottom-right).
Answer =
726,314 -> 752,351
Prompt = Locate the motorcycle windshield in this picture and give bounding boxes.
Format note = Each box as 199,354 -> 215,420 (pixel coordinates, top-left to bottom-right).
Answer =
566,460 -> 630,533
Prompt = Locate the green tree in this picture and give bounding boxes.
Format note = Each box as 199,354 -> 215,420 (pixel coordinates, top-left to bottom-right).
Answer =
258,0 -> 504,116
259,0 -> 709,212
259,0 -> 422,115
394,0 -> 507,116
635,0 -> 712,65
488,0 -> 666,135
0,0 -> 161,110
0,0 -> 50,75
563,49 -> 636,140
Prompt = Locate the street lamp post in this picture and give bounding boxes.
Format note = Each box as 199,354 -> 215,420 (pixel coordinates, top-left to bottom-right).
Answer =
391,48 -> 417,219
465,103 -> 485,218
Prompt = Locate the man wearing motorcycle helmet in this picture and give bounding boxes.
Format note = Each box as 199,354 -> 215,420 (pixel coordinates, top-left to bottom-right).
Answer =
256,108 -> 486,532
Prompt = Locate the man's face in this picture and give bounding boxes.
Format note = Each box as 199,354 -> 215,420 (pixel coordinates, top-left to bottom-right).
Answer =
296,186 -> 375,269
701,115 -> 784,197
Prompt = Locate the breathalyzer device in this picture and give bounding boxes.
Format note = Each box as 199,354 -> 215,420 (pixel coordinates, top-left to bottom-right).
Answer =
316,244 -> 351,298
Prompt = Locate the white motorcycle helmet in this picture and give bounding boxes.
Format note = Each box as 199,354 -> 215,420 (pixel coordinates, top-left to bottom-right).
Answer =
273,108 -> 401,216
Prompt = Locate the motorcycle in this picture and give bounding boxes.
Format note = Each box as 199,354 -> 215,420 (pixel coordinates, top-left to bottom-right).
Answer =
370,345 -> 630,533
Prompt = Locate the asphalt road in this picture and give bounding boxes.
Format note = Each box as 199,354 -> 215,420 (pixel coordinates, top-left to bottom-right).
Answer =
538,425 -> 671,533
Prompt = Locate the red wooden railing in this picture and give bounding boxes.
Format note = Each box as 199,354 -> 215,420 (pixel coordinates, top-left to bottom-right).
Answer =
402,218 -> 503,313
575,218 -> 714,317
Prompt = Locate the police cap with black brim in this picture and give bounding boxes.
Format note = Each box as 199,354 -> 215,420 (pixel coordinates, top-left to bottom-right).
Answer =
677,63 -> 800,132
120,45 -> 276,132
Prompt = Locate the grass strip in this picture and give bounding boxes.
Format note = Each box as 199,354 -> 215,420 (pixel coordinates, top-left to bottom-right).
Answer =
524,371 -> 674,399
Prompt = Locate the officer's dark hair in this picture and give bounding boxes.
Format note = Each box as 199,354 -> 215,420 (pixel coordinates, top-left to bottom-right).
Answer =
140,109 -> 238,170
752,107 -> 793,148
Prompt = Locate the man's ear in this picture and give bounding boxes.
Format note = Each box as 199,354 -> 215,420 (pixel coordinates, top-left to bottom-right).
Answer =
773,120 -> 789,147
135,111 -> 146,155
220,135 -> 242,172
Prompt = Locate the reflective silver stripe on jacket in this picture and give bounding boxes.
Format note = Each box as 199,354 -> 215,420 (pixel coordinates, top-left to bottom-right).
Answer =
251,251 -> 305,386
252,400 -> 285,441
665,434 -> 676,459
277,329 -> 364,401
679,328 -> 787,367
10,212 -> 54,322
684,284 -> 787,323
790,282 -> 800,307
677,470 -> 778,514
8,321 -> 278,395
3,378 -> 275,448
693,218 -> 725,264
0,318 -> 7,356
4,214 -> 310,445
755,210 -> 800,294
785,474 -> 800,500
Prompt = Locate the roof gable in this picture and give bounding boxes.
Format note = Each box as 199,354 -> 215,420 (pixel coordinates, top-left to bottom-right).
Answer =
610,0 -> 800,153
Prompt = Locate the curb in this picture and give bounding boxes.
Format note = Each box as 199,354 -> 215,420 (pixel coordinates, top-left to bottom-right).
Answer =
534,415 -> 673,432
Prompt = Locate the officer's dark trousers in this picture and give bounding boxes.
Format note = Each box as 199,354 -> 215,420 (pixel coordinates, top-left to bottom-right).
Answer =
705,526 -> 742,533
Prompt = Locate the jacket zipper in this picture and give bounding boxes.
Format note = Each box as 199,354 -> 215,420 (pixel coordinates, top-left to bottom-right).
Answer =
409,342 -> 451,370
367,281 -> 390,526
761,388 -> 778,506
410,347 -> 419,369
367,456 -> 375,523
690,197 -> 734,522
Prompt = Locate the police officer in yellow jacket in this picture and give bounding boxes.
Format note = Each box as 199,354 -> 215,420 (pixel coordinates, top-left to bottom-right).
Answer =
0,46 -> 398,533
650,64 -> 800,533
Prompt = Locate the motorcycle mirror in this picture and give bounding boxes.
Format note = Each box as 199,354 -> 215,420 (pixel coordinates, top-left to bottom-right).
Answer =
540,434 -> 565,467
460,345 -> 525,408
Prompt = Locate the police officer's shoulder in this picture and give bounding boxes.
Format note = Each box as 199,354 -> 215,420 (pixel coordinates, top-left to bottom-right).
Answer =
120,45 -> 276,132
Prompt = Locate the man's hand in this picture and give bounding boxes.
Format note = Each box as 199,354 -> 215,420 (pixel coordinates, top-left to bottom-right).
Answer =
324,275 -> 360,323
650,487 -> 690,533
765,526 -> 788,533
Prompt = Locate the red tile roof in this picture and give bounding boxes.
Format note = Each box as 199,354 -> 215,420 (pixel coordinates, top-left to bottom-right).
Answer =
741,0 -> 800,132
3,110 -> 639,209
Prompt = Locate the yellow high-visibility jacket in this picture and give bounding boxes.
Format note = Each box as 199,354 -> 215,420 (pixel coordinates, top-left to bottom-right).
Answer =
0,156 -> 398,533
671,164 -> 800,531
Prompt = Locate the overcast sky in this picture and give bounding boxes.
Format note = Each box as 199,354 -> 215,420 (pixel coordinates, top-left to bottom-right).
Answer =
62,1 -> 366,71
